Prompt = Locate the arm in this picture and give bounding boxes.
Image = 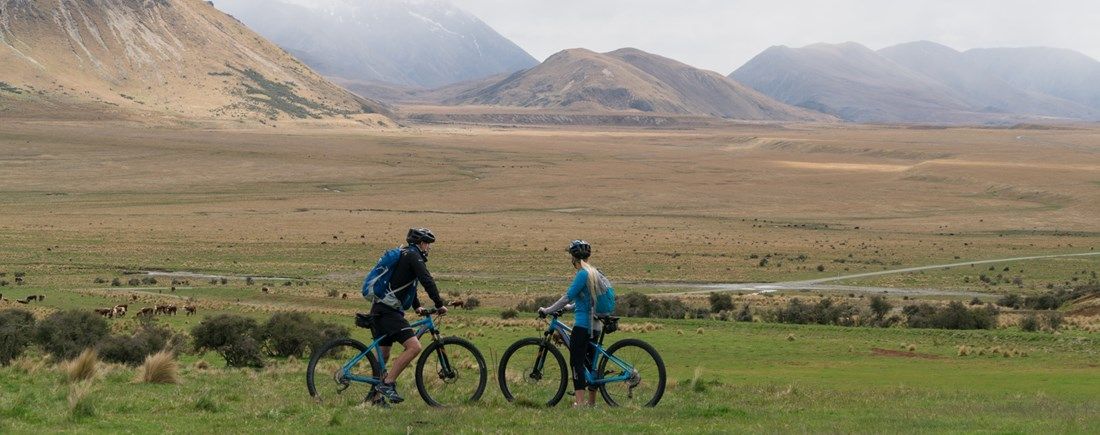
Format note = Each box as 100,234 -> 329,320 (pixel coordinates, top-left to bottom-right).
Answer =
412,255 -> 445,308
540,270 -> 587,313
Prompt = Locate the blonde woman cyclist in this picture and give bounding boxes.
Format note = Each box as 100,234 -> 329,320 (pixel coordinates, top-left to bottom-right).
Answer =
539,240 -> 614,407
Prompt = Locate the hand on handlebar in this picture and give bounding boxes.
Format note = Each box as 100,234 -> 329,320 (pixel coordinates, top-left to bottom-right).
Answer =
437,306 -> 448,315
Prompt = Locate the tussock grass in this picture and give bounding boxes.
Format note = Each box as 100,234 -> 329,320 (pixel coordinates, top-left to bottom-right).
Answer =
136,351 -> 179,384
64,349 -> 99,383
67,381 -> 96,421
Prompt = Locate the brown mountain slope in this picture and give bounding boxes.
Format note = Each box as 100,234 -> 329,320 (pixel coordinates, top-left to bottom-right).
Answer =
446,48 -> 828,121
0,0 -> 389,122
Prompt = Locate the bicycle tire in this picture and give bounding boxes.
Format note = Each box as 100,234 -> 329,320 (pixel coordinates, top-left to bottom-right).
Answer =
597,338 -> 666,407
497,337 -> 569,407
306,337 -> 380,404
415,336 -> 487,407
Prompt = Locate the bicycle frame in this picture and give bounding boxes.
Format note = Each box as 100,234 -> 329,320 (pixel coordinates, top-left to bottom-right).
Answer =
544,316 -> 635,386
341,314 -> 446,386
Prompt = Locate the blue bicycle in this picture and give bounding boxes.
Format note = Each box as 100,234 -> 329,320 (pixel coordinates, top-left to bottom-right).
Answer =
497,308 -> 666,407
306,308 -> 487,407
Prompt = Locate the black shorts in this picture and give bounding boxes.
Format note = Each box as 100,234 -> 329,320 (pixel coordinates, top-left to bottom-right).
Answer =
369,304 -> 416,347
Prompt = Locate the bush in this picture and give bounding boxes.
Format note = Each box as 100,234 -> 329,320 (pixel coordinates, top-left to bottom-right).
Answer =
1019,314 -> 1040,332
735,304 -> 753,322
463,297 -> 481,310
1045,312 -> 1064,331
111,278 -> 121,287
616,293 -> 689,319
905,301 -> 996,330
192,314 -> 263,367
0,309 -> 37,365
775,298 -> 861,326
257,312 -> 326,358
996,294 -> 1021,309
98,323 -> 184,366
969,297 -> 982,306
127,278 -> 141,286
708,293 -> 734,313
869,296 -> 892,319
500,309 -> 518,319
34,310 -> 110,360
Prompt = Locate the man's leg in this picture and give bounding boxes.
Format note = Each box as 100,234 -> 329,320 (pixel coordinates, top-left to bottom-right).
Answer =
382,336 -> 422,384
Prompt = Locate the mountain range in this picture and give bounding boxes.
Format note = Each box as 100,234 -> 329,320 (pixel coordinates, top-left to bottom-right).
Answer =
437,47 -> 829,121
732,41 -> 1100,123
212,0 -> 539,89
0,0 -> 388,122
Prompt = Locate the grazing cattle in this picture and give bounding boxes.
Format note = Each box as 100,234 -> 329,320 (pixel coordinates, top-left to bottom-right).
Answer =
138,307 -> 156,317
342,293 -> 349,300
25,295 -> 38,302
130,294 -> 139,301
166,305 -> 178,315
37,294 -> 45,302
94,308 -> 114,318
261,286 -> 270,294
16,298 -> 28,304
184,305 -> 196,315
113,305 -> 128,316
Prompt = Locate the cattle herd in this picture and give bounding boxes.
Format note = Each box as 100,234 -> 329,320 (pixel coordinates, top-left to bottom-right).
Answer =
0,293 -> 46,304
94,303 -> 197,318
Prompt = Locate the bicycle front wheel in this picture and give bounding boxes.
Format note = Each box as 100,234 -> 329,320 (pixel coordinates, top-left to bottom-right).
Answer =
497,337 -> 568,407
306,338 -> 379,406
415,336 -> 487,407
597,338 -> 666,407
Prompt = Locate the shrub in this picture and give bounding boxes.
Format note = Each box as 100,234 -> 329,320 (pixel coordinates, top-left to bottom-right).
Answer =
245,277 -> 255,286
1023,294 -> 1060,310
111,278 -> 121,287
775,298 -> 861,326
0,309 -> 37,366
98,323 -> 184,366
869,296 -> 892,319
616,293 -> 690,319
326,288 -> 339,298
735,304 -> 753,322
1045,312 -> 1064,331
905,302 -> 996,330
708,293 -> 734,313
219,277 -> 228,285
463,297 -> 481,310
996,294 -> 1021,309
34,310 -> 110,360
191,314 -> 263,367
969,297 -> 982,306
1019,314 -> 1040,332
137,350 -> 179,384
257,312 -> 324,358
816,265 -> 826,272
127,278 -> 141,286
500,309 -> 518,319
93,277 -> 106,284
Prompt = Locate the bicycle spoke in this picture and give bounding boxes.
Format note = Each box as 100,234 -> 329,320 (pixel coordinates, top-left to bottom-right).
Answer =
307,340 -> 377,406
499,339 -> 567,407
417,339 -> 485,406
598,339 -> 665,407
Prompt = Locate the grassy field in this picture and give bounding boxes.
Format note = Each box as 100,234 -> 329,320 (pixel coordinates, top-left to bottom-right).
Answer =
1,120 -> 1099,432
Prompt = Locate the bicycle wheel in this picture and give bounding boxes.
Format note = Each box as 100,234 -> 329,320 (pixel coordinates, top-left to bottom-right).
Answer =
306,338 -> 380,406
497,337 -> 568,407
415,337 -> 487,407
597,338 -> 666,407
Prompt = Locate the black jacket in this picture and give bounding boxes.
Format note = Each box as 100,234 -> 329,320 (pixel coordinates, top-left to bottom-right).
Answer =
389,244 -> 445,310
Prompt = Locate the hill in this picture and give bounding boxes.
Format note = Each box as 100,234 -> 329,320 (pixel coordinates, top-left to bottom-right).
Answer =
212,0 -> 539,89
0,0 -> 388,122
879,41 -> 1097,119
963,46 -> 1100,111
731,42 -> 976,123
445,48 -> 828,121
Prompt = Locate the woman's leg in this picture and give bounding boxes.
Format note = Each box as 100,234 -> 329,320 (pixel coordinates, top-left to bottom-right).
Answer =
569,326 -> 591,406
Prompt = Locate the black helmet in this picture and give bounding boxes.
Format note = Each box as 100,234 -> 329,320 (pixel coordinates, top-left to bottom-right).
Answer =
567,240 -> 591,259
406,228 -> 436,244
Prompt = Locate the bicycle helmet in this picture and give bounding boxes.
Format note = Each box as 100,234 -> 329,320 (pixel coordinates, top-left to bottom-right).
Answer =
567,240 -> 591,259
406,227 -> 436,244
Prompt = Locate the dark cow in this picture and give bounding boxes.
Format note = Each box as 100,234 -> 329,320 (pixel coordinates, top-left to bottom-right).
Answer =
94,308 -> 114,318
184,305 -> 197,316
138,307 -> 156,317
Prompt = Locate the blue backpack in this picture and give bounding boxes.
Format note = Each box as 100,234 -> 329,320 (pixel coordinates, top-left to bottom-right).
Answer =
361,247 -> 416,308
594,272 -> 616,314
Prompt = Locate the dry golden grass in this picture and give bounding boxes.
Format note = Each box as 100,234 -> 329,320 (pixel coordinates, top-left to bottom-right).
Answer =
136,351 -> 179,384
64,349 -> 99,383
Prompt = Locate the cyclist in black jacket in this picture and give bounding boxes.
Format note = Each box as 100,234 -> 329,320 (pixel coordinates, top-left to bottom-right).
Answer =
370,228 -> 447,403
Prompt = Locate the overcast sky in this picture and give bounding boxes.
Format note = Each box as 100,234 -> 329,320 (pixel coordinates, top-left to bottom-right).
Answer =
447,0 -> 1100,74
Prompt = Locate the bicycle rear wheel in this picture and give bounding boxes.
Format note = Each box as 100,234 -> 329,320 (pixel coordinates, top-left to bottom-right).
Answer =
497,337 -> 568,407
415,337 -> 487,407
597,338 -> 666,407
306,338 -> 380,406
